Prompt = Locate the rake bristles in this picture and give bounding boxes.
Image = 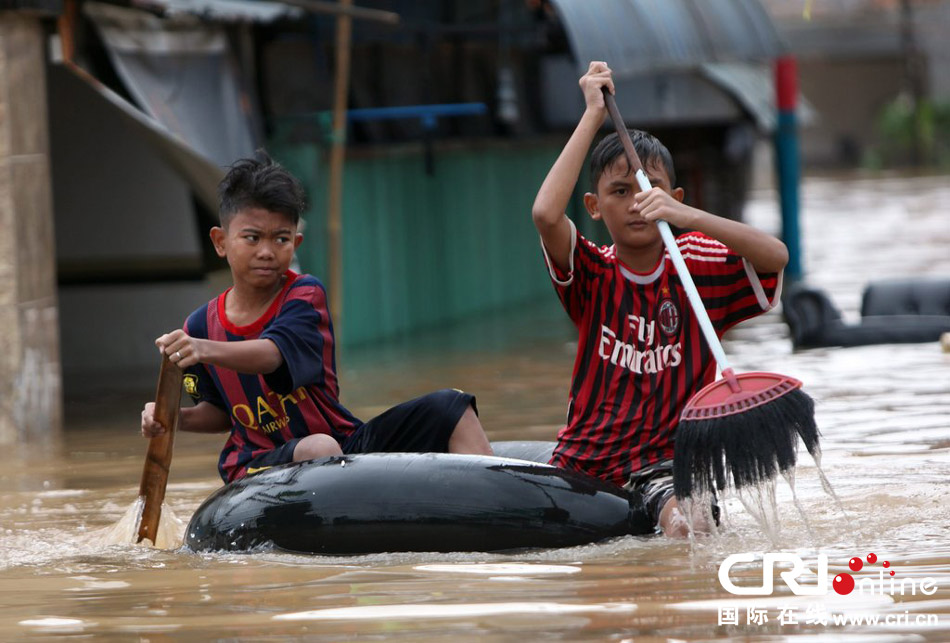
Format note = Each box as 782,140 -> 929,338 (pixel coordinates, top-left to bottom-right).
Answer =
673,388 -> 820,500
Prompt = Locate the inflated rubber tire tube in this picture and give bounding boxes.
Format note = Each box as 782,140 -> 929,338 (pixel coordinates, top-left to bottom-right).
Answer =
490,439 -> 556,463
185,447 -> 653,554
784,280 -> 950,349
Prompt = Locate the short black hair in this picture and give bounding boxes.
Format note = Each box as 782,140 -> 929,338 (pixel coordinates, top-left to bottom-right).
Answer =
589,129 -> 676,192
218,150 -> 306,227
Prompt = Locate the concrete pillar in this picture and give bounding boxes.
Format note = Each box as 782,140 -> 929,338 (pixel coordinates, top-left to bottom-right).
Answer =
0,15 -> 61,445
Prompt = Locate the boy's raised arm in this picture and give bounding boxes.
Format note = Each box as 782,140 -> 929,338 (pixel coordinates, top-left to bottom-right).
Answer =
686,210 -> 788,274
532,62 -> 614,274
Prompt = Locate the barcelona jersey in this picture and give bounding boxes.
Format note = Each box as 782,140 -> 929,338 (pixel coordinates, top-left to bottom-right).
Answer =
182,270 -> 362,482
543,221 -> 782,487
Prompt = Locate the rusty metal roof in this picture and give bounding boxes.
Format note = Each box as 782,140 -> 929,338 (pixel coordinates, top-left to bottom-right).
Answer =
547,0 -> 786,77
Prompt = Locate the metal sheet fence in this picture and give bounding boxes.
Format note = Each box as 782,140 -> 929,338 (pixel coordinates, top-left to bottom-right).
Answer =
272,140 -> 576,346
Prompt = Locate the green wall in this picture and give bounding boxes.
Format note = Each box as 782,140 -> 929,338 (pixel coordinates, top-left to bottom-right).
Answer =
272,139 -> 582,347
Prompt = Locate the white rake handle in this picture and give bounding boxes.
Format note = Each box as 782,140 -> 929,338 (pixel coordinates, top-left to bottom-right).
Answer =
629,169 -> 732,372
602,89 -> 732,372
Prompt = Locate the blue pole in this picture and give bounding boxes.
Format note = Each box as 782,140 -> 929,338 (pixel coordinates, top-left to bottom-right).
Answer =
775,56 -> 803,282
344,103 -> 488,123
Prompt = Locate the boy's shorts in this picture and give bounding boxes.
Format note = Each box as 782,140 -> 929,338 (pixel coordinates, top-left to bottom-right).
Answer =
624,460 -> 677,531
343,388 -> 475,454
624,459 -> 721,533
244,389 -> 475,474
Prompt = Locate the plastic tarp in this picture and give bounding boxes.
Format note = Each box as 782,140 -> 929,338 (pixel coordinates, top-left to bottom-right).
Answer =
84,1 -> 259,176
59,62 -> 224,212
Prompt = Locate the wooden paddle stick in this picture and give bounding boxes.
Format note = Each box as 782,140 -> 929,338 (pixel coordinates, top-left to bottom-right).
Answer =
137,354 -> 183,544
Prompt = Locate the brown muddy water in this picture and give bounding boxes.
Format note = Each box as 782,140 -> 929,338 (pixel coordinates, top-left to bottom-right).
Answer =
2,173 -> 949,641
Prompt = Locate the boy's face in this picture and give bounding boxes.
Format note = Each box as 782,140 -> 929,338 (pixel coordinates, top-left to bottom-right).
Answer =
584,157 -> 684,254
210,207 -> 303,290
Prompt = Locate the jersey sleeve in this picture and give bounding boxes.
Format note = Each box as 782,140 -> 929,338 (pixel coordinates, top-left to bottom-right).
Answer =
676,232 -> 783,333
182,364 -> 226,410
260,285 -> 330,395
540,219 -> 609,325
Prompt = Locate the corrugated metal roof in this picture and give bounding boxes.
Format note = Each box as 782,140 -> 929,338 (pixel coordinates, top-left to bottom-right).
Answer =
129,0 -> 301,23
700,62 -> 816,130
547,0 -> 786,77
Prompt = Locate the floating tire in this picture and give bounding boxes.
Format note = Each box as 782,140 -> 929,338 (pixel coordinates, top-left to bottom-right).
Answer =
185,445 -> 652,554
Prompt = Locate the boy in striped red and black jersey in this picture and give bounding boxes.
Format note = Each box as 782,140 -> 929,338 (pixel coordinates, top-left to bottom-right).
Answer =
141,153 -> 492,483
533,62 -> 788,537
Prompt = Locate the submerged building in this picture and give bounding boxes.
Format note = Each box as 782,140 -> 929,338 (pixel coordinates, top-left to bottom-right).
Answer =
9,0 -> 885,413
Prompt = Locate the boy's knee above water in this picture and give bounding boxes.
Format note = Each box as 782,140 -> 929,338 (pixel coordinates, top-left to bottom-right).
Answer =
293,434 -> 343,461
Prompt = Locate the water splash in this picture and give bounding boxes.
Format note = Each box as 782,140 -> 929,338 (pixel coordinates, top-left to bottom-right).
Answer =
680,491 -> 719,546
94,497 -> 185,549
735,478 -> 783,546
686,435 -> 852,546
781,468 -> 816,539
810,450 -> 848,516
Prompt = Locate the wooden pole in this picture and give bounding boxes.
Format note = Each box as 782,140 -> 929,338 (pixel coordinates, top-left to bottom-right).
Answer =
327,0 -> 353,339
57,0 -> 78,63
137,355 -> 183,544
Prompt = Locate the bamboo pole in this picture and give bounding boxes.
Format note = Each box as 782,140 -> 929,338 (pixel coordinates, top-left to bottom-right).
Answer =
327,0 -> 353,338
57,0 -> 78,63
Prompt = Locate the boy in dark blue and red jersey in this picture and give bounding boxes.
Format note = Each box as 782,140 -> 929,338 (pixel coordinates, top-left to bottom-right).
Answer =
141,153 -> 492,482
532,62 -> 788,537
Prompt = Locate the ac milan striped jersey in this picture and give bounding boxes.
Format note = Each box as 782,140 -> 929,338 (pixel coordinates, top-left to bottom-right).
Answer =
182,270 -> 362,482
543,221 -> 782,487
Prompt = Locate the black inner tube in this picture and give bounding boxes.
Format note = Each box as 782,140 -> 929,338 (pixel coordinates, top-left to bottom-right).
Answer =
185,443 -> 655,554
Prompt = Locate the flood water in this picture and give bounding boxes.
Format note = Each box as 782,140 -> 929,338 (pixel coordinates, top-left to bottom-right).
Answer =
2,173 -> 949,641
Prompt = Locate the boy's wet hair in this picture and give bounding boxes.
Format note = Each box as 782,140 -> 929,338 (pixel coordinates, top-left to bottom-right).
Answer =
218,150 -> 306,227
589,129 -> 676,191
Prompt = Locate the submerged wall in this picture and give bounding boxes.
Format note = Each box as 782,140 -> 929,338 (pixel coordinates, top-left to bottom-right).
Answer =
0,16 -> 61,444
